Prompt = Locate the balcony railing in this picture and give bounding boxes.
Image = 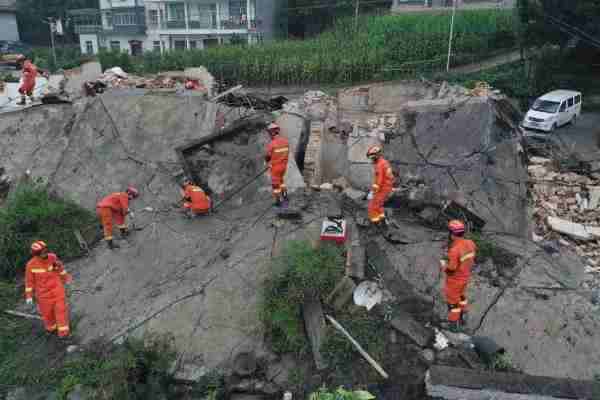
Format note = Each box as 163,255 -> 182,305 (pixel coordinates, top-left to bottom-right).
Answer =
158,18 -> 260,30
74,25 -> 103,34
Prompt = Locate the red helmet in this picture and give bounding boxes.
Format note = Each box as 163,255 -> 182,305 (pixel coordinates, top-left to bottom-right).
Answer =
366,145 -> 383,159
126,186 -> 139,199
448,219 -> 466,234
31,240 -> 47,255
267,123 -> 280,136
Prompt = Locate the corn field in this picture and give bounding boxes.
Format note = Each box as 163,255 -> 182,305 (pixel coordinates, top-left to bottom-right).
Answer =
99,9 -> 518,86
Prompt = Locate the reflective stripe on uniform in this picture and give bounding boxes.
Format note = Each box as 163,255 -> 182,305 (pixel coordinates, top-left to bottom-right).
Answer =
450,307 -> 462,314
459,300 -> 468,306
60,271 -> 67,275
105,236 -> 113,241
31,269 -> 47,273
273,147 -> 289,153
460,252 -> 475,262
273,189 -> 282,194
117,225 -> 126,229
25,288 -> 33,292
191,188 -> 204,192
58,326 -> 69,332
47,324 -> 57,331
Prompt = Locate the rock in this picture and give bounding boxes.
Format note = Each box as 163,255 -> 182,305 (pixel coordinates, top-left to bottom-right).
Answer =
528,165 -> 548,178
529,156 -> 552,165
546,216 -> 600,241
66,345 -> 79,353
332,176 -> 350,190
421,349 -> 436,364
343,187 -> 366,202
233,352 -> 257,377
265,354 -> 297,387
319,182 -> 334,191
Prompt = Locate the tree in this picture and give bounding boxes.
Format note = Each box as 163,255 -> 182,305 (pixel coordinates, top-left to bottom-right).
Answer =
17,0 -> 99,45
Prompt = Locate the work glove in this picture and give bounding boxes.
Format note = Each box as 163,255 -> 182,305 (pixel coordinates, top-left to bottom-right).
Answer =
120,227 -> 130,237
26,298 -> 33,305
367,191 -> 374,200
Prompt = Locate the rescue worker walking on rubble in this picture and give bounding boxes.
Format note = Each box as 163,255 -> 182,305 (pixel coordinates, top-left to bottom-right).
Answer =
366,145 -> 394,228
181,179 -> 211,217
265,123 -> 289,207
25,241 -> 73,339
96,186 -> 139,249
15,55 -> 47,106
440,220 -> 477,332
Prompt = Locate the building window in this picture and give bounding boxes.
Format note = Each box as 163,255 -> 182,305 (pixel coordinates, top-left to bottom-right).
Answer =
229,0 -> 245,19
110,41 -> 121,51
189,40 -> 197,49
103,11 -> 112,27
174,40 -> 186,50
113,13 -> 136,26
168,3 -> 185,21
85,41 -> 94,54
148,10 -> 159,27
153,41 -> 161,52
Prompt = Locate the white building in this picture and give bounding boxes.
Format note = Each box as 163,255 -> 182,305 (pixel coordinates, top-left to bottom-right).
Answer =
70,0 -> 278,55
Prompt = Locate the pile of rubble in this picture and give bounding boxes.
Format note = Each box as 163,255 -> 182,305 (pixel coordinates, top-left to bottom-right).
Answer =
529,156 -> 600,284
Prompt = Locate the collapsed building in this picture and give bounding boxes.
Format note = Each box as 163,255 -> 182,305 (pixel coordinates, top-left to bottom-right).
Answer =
1,65 -> 599,397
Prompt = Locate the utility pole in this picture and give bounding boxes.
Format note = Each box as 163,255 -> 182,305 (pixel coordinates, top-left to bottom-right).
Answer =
43,18 -> 58,70
354,0 -> 360,33
446,0 -> 457,72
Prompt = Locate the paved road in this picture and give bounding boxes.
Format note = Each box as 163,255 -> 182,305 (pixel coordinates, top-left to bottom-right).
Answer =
524,111 -> 600,162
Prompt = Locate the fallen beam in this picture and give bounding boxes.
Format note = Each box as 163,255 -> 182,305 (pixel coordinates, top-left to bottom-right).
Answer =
426,365 -> 595,400
389,311 -> 433,347
326,315 -> 389,379
302,291 -> 328,370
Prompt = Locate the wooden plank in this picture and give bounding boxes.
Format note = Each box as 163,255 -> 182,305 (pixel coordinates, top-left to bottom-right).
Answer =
302,291 -> 328,370
5,310 -> 42,320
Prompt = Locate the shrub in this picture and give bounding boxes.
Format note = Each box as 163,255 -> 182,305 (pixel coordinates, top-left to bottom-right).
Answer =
0,180 -> 98,280
260,240 -> 344,355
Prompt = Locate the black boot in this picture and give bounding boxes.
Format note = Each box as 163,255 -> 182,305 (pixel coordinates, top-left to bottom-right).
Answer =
107,239 -> 120,250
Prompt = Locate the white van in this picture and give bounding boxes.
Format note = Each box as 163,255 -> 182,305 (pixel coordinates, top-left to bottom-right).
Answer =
521,90 -> 582,133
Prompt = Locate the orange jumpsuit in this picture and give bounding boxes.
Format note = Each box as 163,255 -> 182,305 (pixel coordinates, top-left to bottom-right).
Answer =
265,135 -> 289,200
444,237 -> 477,322
182,184 -> 211,215
25,253 -> 72,336
368,157 -> 394,223
19,60 -> 38,96
96,192 -> 129,241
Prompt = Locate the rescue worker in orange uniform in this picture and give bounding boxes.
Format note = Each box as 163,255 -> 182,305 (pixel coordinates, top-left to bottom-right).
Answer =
181,179 -> 211,217
265,123 -> 289,207
15,55 -> 46,106
25,241 -> 72,338
96,186 -> 139,249
440,220 -> 477,332
366,145 -> 395,227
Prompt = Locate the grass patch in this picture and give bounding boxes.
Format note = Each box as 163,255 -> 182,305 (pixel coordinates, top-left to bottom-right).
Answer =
321,311 -> 387,383
260,240 -> 344,355
469,233 -> 518,270
0,180 -> 98,280
99,9 -> 516,85
0,279 -> 178,398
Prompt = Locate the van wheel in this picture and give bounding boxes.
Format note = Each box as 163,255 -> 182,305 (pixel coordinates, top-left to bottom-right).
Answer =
571,115 -> 577,125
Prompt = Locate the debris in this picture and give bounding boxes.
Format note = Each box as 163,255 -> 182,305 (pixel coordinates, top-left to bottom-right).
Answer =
546,216 -> 600,241
326,276 -> 356,311
353,281 -> 383,311
345,219 -> 365,279
442,201 -> 486,232
210,84 -> 243,102
276,209 -> 302,220
325,315 -> 389,379
320,218 -> 347,245
302,290 -> 328,370
4,310 -> 42,320
217,92 -> 287,111
233,352 -> 257,377
441,330 -> 472,347
332,176 -> 350,191
529,156 -> 552,165
66,345 -> 79,354
319,182 -> 334,191
389,311 -> 433,347
343,187 -> 366,202
104,67 -> 128,79
421,349 -> 436,364
433,328 -> 449,351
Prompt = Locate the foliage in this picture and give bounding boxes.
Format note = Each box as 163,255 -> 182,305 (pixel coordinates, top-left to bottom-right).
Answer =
488,352 -> 514,372
98,9 -> 517,85
321,311 -> 387,382
0,180 -> 98,280
260,241 -> 344,355
0,73 -> 20,83
191,370 -> 226,400
28,46 -> 93,72
468,233 -> 518,270
310,386 -> 375,400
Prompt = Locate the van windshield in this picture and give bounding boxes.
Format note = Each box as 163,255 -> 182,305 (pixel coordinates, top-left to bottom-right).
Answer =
532,99 -> 561,114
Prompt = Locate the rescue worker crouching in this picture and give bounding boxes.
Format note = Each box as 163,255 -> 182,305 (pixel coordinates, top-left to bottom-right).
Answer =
181,179 -> 211,218
440,220 -> 477,333
96,186 -> 139,250
15,54 -> 48,106
25,241 -> 72,339
366,145 -> 394,228
265,123 -> 289,207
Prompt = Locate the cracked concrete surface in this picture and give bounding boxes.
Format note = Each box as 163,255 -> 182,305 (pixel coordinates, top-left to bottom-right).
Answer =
3,81 -> 600,383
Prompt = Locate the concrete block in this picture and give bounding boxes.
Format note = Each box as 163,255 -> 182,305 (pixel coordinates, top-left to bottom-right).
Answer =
389,311 -> 433,347
546,216 -> 600,241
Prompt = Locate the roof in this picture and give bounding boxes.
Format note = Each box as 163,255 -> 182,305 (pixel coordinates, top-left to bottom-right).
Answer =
0,0 -> 17,12
539,90 -> 582,101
